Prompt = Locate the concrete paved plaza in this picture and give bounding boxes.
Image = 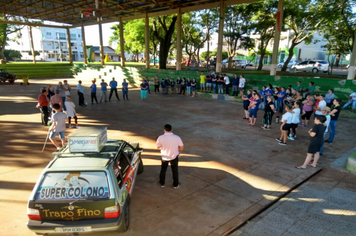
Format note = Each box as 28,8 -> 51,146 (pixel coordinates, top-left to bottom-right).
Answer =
0,77 -> 355,236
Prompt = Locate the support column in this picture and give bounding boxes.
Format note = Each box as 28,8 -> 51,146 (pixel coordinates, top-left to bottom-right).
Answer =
145,13 -> 150,69
347,33 -> 356,80
176,8 -> 182,71
98,20 -> 105,66
81,24 -> 87,64
270,0 -> 284,76
120,18 -> 125,67
29,26 -> 36,64
216,1 -> 225,73
66,27 -> 73,63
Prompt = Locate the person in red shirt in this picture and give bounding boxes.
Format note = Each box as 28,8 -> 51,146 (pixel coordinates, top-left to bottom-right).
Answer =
36,88 -> 49,126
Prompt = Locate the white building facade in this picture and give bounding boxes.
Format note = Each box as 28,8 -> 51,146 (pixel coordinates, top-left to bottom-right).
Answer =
8,26 -> 84,62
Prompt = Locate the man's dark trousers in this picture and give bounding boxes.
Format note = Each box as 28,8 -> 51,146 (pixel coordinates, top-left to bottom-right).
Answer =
159,156 -> 179,187
78,92 -> 84,105
40,106 -> 49,126
109,88 -> 120,100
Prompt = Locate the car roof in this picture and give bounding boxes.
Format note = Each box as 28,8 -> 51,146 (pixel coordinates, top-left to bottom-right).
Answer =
46,140 -> 126,172
49,157 -> 110,171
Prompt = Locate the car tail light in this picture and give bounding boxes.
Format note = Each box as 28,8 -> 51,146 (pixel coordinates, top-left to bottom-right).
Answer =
27,208 -> 41,221
317,63 -> 321,66
104,204 -> 120,218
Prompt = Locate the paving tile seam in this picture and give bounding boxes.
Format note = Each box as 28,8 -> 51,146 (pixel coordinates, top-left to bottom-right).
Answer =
220,169 -> 323,236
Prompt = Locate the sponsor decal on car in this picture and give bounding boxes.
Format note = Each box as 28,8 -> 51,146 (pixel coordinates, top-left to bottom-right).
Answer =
36,172 -> 109,200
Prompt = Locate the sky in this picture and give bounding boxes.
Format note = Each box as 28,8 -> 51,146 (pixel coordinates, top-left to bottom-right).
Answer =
83,22 -> 117,47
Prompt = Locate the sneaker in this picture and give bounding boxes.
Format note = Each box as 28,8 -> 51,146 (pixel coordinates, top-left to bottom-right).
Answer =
173,183 -> 181,189
294,135 -> 297,138
265,127 -> 270,130
287,136 -> 295,140
56,147 -> 61,151
278,142 -> 287,146
75,126 -> 80,129
276,138 -> 282,143
261,126 -> 266,130
158,182 -> 165,188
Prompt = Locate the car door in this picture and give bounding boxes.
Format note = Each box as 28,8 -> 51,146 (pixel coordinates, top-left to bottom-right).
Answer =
306,61 -> 316,72
119,144 -> 140,195
295,61 -> 307,70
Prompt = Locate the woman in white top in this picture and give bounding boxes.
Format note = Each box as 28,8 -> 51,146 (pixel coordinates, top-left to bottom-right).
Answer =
276,105 -> 293,145
288,101 -> 302,140
64,96 -> 78,128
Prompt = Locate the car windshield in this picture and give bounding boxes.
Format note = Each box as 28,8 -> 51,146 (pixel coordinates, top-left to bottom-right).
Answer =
316,61 -> 328,64
35,171 -> 110,200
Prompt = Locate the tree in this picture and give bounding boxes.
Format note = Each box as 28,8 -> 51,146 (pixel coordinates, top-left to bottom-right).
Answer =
28,50 -> 40,56
249,0 -> 277,70
320,0 -> 356,67
152,15 -> 177,69
8,50 -> 21,61
0,15 -> 25,61
223,5 -> 254,69
4,49 -> 21,61
281,0 -> 331,71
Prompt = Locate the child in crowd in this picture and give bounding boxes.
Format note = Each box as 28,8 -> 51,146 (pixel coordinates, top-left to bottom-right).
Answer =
276,105 -> 293,146
170,79 -> 176,94
248,93 -> 261,126
296,115 -> 326,169
301,95 -> 315,127
49,103 -> 67,150
288,101 -> 301,140
242,90 -> 252,119
262,96 -> 276,130
64,96 -> 79,128
191,78 -> 197,97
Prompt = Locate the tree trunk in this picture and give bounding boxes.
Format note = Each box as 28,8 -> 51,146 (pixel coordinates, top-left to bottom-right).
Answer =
197,48 -> 200,68
156,16 -> 177,69
281,41 -> 299,72
0,24 -> 7,60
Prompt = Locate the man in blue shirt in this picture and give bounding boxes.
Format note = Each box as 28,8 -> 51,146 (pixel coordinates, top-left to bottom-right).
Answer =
100,79 -> 108,102
76,80 -> 86,106
277,87 -> 287,113
90,80 -> 98,104
122,79 -> 129,100
109,77 -> 120,101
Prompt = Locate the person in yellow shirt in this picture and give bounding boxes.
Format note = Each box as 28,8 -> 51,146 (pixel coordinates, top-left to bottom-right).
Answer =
199,72 -> 206,92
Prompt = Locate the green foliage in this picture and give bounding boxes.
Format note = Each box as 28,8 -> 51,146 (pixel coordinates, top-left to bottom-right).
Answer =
28,50 -> 40,56
4,49 -> 21,61
0,15 -> 26,60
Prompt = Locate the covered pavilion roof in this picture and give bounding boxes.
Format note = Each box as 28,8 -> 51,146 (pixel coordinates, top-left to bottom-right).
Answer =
0,0 -> 259,28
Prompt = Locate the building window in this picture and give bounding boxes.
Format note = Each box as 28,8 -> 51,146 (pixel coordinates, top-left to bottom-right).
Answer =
46,42 -> 52,46
46,32 -> 51,36
57,32 -> 66,40
70,34 -> 77,40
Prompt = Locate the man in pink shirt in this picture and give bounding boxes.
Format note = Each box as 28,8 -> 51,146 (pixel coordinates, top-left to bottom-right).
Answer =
156,124 -> 184,189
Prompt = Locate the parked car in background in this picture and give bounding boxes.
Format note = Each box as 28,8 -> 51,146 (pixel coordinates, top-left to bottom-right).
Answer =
278,60 -> 299,68
222,59 -> 252,69
291,60 -> 329,73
